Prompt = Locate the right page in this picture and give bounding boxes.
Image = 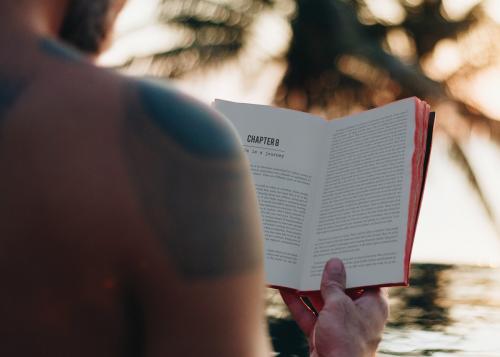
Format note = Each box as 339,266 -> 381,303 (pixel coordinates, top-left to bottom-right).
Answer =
300,98 -> 422,290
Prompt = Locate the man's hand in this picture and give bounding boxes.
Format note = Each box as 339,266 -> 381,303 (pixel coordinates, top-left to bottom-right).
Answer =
280,258 -> 389,357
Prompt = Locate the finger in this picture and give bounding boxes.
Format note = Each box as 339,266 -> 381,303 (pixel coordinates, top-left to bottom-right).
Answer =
355,288 -> 389,324
356,288 -> 388,308
320,258 -> 347,304
381,287 -> 389,299
279,289 -> 317,336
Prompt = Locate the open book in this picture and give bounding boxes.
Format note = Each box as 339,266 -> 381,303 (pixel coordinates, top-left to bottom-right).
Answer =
213,98 -> 434,292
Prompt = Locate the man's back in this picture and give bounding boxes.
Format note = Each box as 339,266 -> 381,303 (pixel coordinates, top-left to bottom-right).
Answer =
0,34 -> 267,356
0,1 -> 390,355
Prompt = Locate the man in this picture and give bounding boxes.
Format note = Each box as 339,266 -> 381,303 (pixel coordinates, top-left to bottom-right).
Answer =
0,0 -> 388,356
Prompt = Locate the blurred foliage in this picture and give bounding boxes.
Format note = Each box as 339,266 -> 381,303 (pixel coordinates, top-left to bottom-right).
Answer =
122,0 -> 500,231
124,0 -> 279,77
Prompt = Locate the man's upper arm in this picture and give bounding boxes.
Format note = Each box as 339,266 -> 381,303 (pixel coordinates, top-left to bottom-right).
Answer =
121,79 -> 270,356
122,78 -> 264,279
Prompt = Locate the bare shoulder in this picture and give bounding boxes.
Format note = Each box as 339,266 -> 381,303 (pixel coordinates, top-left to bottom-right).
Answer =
120,78 -> 269,355
120,76 -> 264,280
34,38 -> 263,281
35,37 -> 124,111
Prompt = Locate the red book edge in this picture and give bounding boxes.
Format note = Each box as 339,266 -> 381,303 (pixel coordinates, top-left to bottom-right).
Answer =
268,106 -> 436,301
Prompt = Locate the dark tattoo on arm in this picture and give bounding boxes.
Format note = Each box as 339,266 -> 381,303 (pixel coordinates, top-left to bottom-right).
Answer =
38,38 -> 83,63
122,80 -> 262,279
1,40 -> 78,122
137,80 -> 241,159
0,76 -> 28,122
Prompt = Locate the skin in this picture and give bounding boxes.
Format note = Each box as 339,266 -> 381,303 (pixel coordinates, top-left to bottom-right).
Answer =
280,260 -> 389,357
123,79 -> 262,278
0,1 -> 388,356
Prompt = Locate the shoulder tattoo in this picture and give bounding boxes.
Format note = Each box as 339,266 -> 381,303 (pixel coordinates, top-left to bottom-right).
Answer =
121,80 -> 262,279
0,75 -> 28,122
137,80 -> 241,158
39,38 -> 83,63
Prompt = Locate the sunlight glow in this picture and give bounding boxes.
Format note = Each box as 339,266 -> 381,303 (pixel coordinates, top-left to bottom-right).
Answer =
364,0 -> 406,25
385,28 -> 416,62
483,0 -> 500,23
467,67 -> 500,120
114,0 -> 159,34
403,0 -> 423,7
413,132 -> 500,267
422,39 -> 463,81
441,0 -> 482,21
99,25 -> 186,67
99,0 -> 161,66
467,134 -> 500,224
250,11 -> 292,60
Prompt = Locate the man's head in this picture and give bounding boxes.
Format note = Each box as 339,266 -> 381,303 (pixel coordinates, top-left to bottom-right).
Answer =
59,0 -> 126,54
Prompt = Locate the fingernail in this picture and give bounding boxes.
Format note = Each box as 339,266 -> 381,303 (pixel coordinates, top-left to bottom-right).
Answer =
327,258 -> 344,277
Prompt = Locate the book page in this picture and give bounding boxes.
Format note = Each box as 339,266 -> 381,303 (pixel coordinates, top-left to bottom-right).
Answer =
300,99 -> 416,290
213,100 -> 327,289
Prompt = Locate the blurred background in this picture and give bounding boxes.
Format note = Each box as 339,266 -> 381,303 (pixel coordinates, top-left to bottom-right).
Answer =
100,0 -> 500,355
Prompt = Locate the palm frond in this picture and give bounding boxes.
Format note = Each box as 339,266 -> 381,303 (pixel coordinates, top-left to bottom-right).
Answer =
120,0 -> 279,76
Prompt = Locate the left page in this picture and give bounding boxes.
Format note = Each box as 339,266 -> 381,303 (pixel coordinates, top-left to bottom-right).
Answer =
213,100 -> 327,289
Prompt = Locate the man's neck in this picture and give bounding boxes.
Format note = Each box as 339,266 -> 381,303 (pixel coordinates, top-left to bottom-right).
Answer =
0,0 -> 69,42
0,0 -> 78,71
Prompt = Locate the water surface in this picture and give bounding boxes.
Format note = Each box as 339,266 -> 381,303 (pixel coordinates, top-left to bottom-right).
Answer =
267,264 -> 500,357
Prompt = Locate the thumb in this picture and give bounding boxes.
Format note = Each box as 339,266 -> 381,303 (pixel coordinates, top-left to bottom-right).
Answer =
320,258 -> 347,304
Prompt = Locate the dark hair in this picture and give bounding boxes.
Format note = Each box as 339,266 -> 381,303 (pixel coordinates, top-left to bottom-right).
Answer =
59,0 -> 114,54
